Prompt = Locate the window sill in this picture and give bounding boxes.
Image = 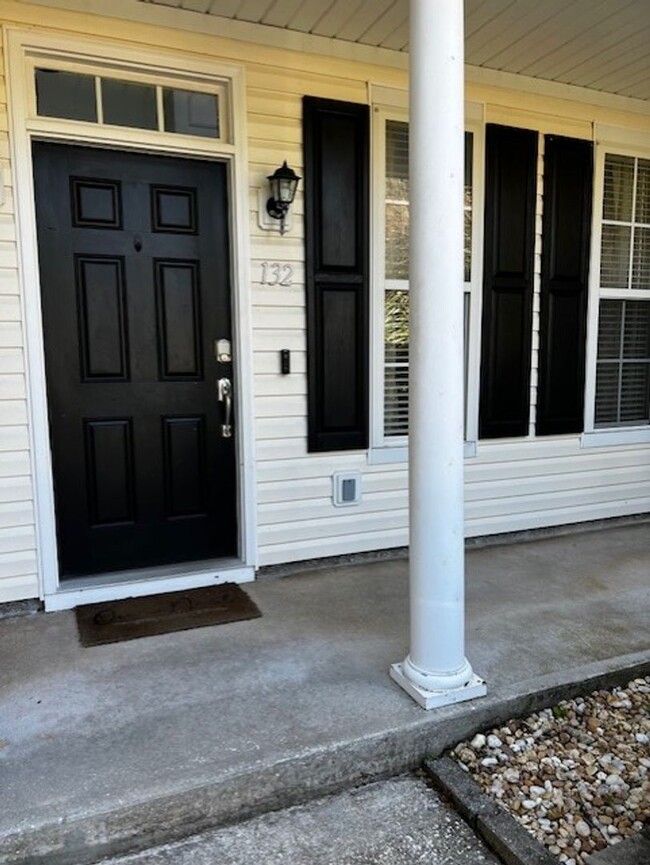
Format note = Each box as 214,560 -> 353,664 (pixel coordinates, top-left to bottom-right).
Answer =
581,428 -> 650,448
368,441 -> 477,465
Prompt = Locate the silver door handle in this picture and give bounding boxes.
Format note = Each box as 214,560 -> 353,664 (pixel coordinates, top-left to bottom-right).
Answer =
218,377 -> 232,438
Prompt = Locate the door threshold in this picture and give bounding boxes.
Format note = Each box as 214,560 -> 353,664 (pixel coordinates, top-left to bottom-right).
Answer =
44,559 -> 255,612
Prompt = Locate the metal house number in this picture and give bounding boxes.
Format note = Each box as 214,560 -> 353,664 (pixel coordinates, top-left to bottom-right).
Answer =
260,261 -> 293,287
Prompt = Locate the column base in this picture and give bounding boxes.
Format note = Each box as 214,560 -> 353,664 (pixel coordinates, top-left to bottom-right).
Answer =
390,662 -> 487,710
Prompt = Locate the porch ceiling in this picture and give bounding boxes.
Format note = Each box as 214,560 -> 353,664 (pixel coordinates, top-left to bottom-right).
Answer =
139,0 -> 650,101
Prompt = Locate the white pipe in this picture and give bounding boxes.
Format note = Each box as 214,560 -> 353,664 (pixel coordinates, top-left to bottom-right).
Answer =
401,0 -> 476,694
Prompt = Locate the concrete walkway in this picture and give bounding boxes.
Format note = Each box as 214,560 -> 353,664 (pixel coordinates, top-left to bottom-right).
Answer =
0,522 -> 648,864
93,776 -> 501,865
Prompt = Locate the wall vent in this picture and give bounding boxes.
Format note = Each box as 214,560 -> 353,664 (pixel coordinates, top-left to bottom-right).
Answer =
332,471 -> 362,507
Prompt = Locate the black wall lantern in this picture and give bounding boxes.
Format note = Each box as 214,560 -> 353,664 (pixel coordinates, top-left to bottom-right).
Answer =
266,161 -> 301,235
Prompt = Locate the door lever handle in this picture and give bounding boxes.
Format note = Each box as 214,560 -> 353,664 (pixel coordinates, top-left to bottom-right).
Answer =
217,378 -> 233,438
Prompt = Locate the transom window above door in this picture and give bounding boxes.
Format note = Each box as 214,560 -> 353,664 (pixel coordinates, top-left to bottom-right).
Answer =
33,67 -> 227,141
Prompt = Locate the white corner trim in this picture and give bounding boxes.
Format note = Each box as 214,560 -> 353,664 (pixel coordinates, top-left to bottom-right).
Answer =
582,429 -> 650,449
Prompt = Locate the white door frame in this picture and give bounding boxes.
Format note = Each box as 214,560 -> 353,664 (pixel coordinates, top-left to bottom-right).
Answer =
6,28 -> 258,610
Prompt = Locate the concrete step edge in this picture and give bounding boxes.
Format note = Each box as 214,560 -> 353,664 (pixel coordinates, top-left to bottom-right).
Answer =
2,650 -> 649,865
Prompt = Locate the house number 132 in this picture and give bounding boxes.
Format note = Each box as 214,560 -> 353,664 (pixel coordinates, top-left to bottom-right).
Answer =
261,261 -> 293,286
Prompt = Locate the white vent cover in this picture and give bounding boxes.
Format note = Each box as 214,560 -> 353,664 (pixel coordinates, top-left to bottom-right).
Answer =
332,471 -> 362,507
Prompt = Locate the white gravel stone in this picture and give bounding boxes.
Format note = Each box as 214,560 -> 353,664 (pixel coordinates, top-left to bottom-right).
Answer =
451,677 -> 650,865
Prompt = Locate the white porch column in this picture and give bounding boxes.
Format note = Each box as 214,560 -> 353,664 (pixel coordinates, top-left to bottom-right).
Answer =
390,0 -> 486,710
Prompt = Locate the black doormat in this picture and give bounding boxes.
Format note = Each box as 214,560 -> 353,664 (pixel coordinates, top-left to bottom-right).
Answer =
75,583 -> 261,647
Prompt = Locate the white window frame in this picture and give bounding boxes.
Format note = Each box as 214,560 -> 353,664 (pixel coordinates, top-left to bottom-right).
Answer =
27,56 -> 231,143
369,100 -> 485,463
582,129 -> 650,448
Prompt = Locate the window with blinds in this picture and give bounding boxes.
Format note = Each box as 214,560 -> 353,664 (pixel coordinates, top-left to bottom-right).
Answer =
383,122 -> 473,438
595,154 -> 650,428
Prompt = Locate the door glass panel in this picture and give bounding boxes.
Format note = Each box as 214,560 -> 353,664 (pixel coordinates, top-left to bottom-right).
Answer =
102,79 -> 157,130
163,88 -> 219,138
35,69 -> 97,122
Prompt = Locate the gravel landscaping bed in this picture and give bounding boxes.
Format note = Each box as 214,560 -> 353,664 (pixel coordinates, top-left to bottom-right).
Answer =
451,677 -> 650,865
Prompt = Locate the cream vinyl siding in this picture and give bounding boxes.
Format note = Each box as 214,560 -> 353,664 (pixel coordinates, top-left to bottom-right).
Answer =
0,43 -> 38,601
0,2 -> 649,596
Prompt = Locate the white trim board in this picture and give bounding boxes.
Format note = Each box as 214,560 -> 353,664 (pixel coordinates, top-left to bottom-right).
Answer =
16,0 -> 650,117
46,563 -> 255,612
5,28 -> 257,603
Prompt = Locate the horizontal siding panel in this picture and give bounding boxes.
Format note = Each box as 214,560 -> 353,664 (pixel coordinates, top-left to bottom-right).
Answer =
254,394 -> 306,418
475,437 -> 583,461
258,464 -> 650,521
466,465 -> 650,502
248,222 -> 305,244
248,91 -> 302,119
0,294 -> 21,320
249,241 -> 305,263
0,451 -> 30,477
0,269 -> 19,295
0,500 -> 34,529
259,490 -> 408,524
254,373 -> 306,396
0,242 -> 17,270
256,437 -> 308,460
467,498 -> 650,539
466,480 -> 650,520
0,549 -> 37,579
257,452 -> 369,482
254,351 -> 307,375
257,469 -> 407,504
0,476 -> 32,503
259,528 -> 409,565
0,374 -> 26,400
248,115 -> 302,144
0,215 -> 16,243
258,507 -> 409,545
253,306 -> 305,330
246,69 -> 366,102
467,446 -> 650,483
0,400 -> 27,425
255,414 -> 307,440
0,425 -> 29,452
0,573 -> 39,603
0,322 -> 23,348
248,143 -> 303,168
254,330 -> 306,351
0,348 -> 24,374
251,289 -> 306,308
0,524 -> 35,554
485,105 -> 591,139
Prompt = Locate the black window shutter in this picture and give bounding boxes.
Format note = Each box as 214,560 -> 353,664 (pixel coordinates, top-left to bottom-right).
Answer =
537,135 -> 593,436
479,125 -> 538,439
303,97 -> 369,452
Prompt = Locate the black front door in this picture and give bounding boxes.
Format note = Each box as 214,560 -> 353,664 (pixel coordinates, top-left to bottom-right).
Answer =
33,143 -> 237,578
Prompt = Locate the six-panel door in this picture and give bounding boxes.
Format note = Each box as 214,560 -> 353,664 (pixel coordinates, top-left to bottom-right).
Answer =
33,142 -> 236,578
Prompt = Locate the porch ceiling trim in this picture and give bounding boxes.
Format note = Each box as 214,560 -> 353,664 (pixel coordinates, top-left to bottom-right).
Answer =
15,0 -> 650,117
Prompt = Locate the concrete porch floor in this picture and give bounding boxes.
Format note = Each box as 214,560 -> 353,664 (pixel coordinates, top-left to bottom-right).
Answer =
0,522 -> 648,864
